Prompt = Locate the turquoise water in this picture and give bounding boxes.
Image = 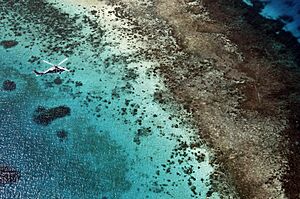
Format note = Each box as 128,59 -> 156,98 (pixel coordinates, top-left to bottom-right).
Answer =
0,1 -> 220,199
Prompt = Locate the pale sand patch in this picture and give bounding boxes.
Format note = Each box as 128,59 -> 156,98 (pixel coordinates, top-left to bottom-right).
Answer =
60,0 -> 106,8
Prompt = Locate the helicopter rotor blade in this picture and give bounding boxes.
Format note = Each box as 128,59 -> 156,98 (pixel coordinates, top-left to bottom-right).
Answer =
42,60 -> 55,66
58,58 -> 68,66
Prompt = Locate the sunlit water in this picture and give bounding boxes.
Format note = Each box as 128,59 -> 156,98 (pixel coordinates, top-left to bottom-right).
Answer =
0,1 -> 220,198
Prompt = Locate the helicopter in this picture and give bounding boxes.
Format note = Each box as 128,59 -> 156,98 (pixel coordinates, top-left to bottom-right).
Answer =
33,58 -> 70,76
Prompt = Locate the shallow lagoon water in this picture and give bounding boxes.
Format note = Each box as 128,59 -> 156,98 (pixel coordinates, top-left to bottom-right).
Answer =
0,1 -> 219,198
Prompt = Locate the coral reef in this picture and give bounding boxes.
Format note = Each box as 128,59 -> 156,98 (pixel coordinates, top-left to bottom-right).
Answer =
56,130 -> 68,140
33,105 -> 71,125
53,77 -> 63,85
2,80 -> 16,91
0,165 -> 20,184
0,40 -> 18,48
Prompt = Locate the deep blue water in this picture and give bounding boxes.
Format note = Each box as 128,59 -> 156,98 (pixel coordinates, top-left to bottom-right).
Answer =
0,1 -> 220,199
243,0 -> 300,42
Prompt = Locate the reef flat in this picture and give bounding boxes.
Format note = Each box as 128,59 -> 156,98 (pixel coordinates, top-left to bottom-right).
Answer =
161,1 -> 300,198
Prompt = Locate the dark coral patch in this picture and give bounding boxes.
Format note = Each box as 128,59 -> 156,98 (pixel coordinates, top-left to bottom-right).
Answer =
54,77 -> 63,85
2,80 -> 16,91
0,40 -> 18,48
0,165 -> 20,184
56,130 -> 68,140
75,81 -> 83,87
133,127 -> 152,145
33,105 -> 71,125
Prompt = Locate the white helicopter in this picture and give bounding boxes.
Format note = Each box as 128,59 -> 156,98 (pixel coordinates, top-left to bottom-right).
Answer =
33,58 -> 70,76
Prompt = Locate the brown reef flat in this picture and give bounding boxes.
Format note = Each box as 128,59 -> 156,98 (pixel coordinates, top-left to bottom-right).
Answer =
150,0 -> 300,198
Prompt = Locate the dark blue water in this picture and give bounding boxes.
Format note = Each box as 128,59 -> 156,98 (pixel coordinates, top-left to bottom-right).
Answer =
243,0 -> 300,42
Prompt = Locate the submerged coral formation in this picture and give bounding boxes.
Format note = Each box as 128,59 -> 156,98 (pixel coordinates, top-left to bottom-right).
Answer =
56,130 -> 68,140
2,80 -> 16,91
0,40 -> 18,49
33,106 -> 71,125
0,165 -> 20,184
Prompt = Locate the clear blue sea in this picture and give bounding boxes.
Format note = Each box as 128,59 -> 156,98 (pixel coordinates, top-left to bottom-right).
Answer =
0,1 -> 220,199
